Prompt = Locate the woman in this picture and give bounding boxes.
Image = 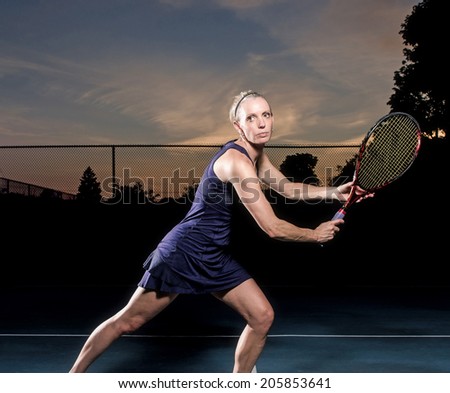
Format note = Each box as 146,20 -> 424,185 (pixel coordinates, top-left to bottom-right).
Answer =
69,90 -> 361,373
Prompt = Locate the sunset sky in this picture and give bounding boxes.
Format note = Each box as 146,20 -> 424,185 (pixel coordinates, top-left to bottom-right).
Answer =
0,0 -> 420,147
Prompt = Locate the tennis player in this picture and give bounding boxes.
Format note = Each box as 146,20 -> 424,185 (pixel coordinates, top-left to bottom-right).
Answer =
69,90 -> 365,373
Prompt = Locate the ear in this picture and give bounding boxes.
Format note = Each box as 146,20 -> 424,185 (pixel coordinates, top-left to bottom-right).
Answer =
232,121 -> 243,134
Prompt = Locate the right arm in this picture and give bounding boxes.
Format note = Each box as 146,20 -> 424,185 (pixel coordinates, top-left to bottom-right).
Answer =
214,149 -> 342,244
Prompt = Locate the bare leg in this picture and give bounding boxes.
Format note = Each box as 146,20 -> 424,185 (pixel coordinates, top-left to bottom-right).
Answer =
70,287 -> 177,372
213,279 -> 274,373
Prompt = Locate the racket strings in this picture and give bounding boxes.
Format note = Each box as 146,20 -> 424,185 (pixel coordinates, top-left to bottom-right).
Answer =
357,114 -> 420,190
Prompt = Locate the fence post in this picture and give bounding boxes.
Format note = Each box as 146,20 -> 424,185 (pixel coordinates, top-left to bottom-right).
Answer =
112,145 -> 116,200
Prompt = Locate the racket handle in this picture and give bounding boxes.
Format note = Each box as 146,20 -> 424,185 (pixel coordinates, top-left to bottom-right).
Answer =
320,208 -> 346,248
331,209 -> 346,221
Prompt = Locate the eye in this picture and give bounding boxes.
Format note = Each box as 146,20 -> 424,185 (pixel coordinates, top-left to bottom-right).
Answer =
247,115 -> 256,122
263,112 -> 272,118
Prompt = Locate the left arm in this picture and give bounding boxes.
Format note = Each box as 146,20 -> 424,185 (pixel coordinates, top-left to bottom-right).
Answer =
257,152 -> 355,202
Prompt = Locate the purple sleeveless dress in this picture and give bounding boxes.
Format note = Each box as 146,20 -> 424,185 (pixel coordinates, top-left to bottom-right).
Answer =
138,140 -> 252,294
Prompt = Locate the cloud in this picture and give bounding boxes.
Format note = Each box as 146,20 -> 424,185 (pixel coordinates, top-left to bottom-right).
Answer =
215,0 -> 284,10
0,0 -> 419,146
206,0 -> 418,142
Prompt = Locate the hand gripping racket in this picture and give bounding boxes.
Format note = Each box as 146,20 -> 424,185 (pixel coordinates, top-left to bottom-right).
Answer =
332,112 -> 421,221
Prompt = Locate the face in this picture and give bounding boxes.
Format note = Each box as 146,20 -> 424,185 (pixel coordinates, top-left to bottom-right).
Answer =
234,96 -> 273,145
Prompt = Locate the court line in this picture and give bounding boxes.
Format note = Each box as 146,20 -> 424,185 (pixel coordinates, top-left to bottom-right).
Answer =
1,333 -> 450,338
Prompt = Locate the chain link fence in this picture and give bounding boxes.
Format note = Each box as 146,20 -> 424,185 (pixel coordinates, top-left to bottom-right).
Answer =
0,143 -> 359,200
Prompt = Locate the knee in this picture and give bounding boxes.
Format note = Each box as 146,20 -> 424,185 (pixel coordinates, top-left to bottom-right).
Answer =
263,305 -> 275,331
252,305 -> 274,334
116,316 -> 146,335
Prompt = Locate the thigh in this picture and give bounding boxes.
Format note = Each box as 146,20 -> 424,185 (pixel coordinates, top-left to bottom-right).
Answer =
212,279 -> 272,321
116,287 -> 179,323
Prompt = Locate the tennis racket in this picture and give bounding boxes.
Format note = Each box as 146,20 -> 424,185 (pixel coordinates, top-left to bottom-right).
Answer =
332,112 -> 421,221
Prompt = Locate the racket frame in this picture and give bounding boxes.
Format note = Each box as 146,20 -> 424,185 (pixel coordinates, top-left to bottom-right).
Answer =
331,112 -> 421,221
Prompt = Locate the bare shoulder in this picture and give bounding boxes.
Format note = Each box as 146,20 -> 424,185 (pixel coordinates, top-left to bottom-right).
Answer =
214,147 -> 255,182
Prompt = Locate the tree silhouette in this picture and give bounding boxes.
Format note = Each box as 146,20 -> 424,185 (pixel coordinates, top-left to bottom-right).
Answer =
279,153 -> 319,185
122,181 -> 146,204
76,166 -> 102,203
388,0 -> 448,138
104,181 -> 160,205
330,154 -> 357,186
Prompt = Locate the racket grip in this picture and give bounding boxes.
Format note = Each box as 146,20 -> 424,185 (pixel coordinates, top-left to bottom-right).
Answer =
320,208 -> 345,248
331,209 -> 346,220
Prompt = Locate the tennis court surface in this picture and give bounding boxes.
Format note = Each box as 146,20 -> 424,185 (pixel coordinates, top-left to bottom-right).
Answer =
2,284 -> 450,373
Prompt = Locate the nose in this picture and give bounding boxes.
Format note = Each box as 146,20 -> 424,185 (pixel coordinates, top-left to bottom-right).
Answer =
257,117 -> 266,128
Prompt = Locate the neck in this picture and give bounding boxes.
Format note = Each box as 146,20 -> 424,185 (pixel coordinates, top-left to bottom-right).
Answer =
235,138 -> 264,164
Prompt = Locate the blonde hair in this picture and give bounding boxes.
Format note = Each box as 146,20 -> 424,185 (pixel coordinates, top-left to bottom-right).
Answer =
229,90 -> 270,124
